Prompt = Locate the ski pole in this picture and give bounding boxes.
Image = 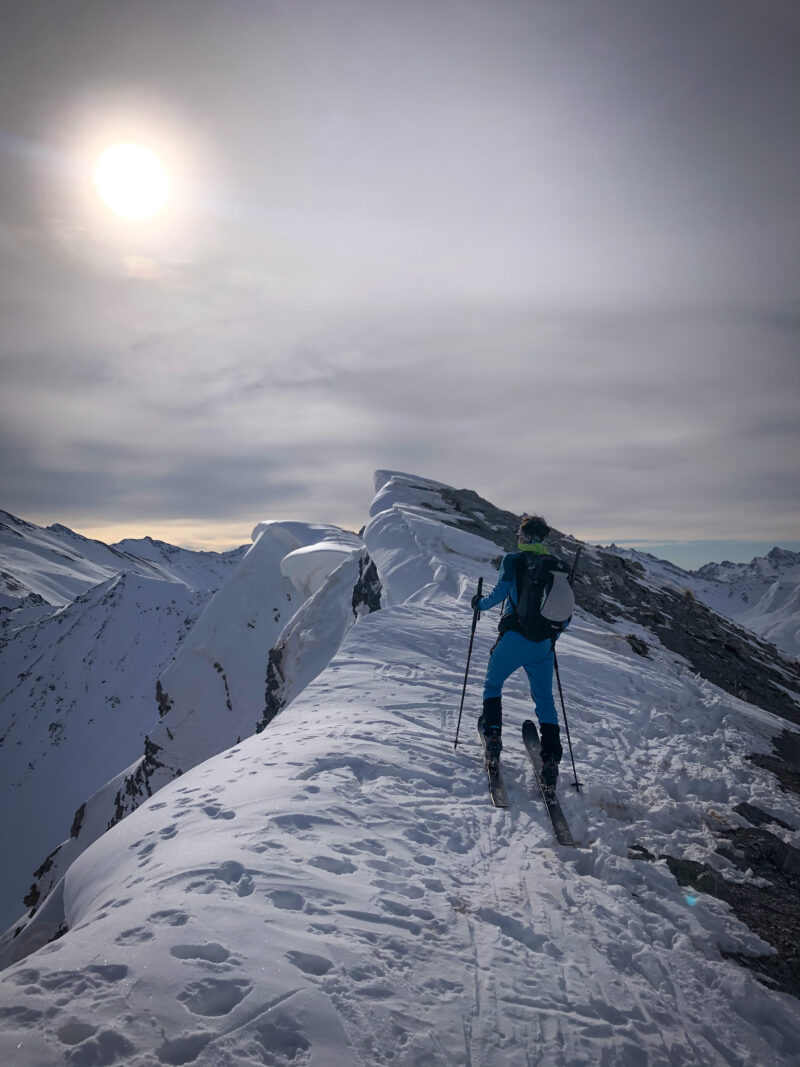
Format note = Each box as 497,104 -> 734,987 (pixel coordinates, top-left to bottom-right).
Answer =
553,648 -> 582,792
454,577 -> 482,749
568,544 -> 583,585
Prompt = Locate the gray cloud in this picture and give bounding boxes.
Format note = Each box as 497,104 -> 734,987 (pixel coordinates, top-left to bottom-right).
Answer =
1,1 -> 798,544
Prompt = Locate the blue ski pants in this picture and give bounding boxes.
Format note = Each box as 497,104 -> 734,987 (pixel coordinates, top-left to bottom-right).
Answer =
482,631 -> 558,726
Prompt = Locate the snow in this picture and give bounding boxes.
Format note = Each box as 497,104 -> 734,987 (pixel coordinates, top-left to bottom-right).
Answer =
0,573 -> 208,933
281,538 -> 363,598
0,509 -> 245,609
610,543 -> 800,659
2,521 -> 367,930
1,473 -> 799,1065
0,521 -> 262,934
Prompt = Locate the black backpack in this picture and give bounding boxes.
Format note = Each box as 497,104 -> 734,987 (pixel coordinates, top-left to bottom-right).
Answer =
499,553 -> 575,643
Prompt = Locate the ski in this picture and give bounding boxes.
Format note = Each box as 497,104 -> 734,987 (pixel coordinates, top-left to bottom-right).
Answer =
478,728 -> 509,808
522,719 -> 576,846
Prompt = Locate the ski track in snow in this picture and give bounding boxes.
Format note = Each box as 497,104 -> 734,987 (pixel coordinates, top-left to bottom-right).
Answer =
1,476 -> 799,1065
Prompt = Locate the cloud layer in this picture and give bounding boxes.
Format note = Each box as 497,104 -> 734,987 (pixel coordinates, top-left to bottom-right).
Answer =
1,0 -> 798,544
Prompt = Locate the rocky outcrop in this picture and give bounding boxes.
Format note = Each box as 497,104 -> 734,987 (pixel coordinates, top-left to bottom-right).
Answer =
352,556 -> 382,616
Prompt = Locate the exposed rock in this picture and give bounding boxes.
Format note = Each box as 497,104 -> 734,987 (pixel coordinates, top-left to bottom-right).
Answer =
625,635 -> 650,658
734,801 -> 794,831
627,843 -> 656,862
70,803 -> 86,839
352,555 -> 382,617
107,735 -> 166,830
748,729 -> 800,795
663,827 -> 800,999
258,644 -> 287,732
155,680 -> 173,718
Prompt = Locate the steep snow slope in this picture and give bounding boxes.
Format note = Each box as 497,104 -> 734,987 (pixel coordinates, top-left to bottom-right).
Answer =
1,472 -> 799,1066
7,522 -> 368,927
0,573 -> 209,932
0,514 -> 247,932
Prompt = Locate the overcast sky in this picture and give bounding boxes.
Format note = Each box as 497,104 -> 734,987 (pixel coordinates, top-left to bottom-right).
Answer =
1,0 -> 798,561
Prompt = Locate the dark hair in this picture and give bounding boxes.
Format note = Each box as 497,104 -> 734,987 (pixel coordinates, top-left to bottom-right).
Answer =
519,514 -> 550,541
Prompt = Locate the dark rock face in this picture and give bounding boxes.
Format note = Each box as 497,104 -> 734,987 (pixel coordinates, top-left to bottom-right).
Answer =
70,803 -> 86,839
625,635 -> 651,658
352,555 -> 382,617
565,546 -> 800,727
257,644 -> 287,733
107,735 -> 167,830
733,801 -> 794,831
155,680 -> 173,718
663,824 -> 800,1000
630,796 -> 800,1000
749,730 -> 800,796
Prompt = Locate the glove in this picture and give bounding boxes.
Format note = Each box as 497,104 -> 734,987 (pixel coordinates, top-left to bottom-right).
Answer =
471,594 -> 483,612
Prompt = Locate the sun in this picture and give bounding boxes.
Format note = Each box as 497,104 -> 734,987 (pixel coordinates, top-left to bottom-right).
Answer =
94,143 -> 169,219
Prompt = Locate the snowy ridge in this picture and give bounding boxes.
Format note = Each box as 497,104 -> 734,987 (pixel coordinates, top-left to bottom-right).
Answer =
0,471 -> 799,1065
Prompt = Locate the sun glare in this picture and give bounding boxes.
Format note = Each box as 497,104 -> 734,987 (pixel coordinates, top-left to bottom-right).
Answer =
94,143 -> 169,219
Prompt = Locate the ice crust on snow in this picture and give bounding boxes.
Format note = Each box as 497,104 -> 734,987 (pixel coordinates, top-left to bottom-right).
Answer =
0,471 -> 799,1065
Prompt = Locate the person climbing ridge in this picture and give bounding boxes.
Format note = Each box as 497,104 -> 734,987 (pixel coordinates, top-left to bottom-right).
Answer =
471,514 -> 573,787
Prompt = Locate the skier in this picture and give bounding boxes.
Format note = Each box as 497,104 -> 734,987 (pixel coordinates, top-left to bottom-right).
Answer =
472,514 -> 568,786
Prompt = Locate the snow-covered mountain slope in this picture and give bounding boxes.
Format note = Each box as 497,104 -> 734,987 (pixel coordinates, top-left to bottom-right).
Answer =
111,534 -> 249,592
0,513 -> 248,933
1,471 -> 799,1065
691,548 -> 800,660
8,522 -> 369,927
0,572 -> 209,933
0,509 -> 246,609
611,544 -> 800,660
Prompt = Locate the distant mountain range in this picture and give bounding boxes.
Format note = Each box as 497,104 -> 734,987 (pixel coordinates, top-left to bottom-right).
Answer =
0,508 -> 247,610
607,544 -> 800,659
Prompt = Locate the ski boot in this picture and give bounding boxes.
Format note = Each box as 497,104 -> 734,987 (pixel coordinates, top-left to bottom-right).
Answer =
540,722 -> 563,790
479,698 -> 503,761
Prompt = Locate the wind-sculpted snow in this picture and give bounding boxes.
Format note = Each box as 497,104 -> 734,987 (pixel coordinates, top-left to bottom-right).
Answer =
258,547 -> 377,728
280,540 -> 362,598
1,472 -> 799,1065
365,470 -> 502,607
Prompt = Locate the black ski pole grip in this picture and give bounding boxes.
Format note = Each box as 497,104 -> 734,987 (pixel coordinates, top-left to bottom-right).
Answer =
473,577 -> 483,626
